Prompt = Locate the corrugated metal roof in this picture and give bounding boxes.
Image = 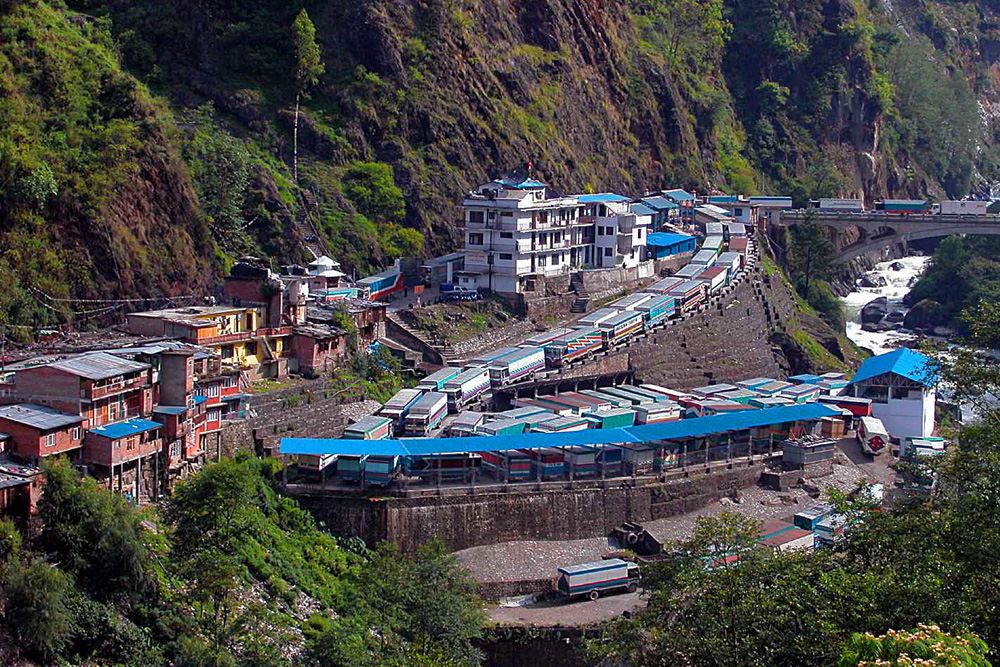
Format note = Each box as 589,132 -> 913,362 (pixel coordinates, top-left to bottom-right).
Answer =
346,416 -> 392,434
89,418 -> 161,440
578,193 -> 631,203
662,189 -> 695,202
152,405 -> 188,415
0,404 -> 84,430
279,403 -> 839,456
647,232 -> 694,247
849,348 -> 937,386
192,395 -> 208,405
641,196 -> 680,210
47,352 -> 149,380
629,203 -> 657,217
675,265 -> 705,279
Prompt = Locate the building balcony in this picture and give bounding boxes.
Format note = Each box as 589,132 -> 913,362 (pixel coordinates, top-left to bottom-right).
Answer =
85,437 -> 163,467
87,375 -> 149,400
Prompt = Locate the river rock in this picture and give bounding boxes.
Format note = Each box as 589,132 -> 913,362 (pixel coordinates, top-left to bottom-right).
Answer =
933,326 -> 957,338
903,299 -> 945,329
885,311 -> 905,322
861,297 -> 889,324
890,261 -> 904,271
862,323 -> 880,333
858,274 -> 887,289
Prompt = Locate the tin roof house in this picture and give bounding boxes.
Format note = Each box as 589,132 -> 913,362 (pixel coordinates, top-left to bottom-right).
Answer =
847,348 -> 938,438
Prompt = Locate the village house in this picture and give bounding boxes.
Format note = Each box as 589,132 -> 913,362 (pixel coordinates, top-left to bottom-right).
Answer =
847,348 -> 937,439
0,403 -> 85,466
0,457 -> 43,530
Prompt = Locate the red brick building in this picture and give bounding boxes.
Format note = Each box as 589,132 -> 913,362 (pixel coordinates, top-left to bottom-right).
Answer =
13,352 -> 153,427
0,457 -> 44,530
0,403 -> 85,465
291,326 -> 347,376
83,418 -> 163,501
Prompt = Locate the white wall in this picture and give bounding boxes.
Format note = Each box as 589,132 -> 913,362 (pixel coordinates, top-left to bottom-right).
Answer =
871,387 -> 935,439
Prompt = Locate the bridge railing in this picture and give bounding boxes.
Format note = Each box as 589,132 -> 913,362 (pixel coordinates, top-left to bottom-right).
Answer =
780,210 -> 1000,224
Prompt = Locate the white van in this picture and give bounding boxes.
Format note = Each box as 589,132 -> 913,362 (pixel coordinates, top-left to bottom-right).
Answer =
857,416 -> 889,456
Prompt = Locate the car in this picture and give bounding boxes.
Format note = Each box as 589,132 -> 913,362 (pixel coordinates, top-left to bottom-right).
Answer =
304,234 -> 318,243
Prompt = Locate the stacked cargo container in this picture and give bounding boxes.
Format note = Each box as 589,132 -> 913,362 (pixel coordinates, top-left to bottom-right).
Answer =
564,445 -> 597,477
525,447 -> 565,479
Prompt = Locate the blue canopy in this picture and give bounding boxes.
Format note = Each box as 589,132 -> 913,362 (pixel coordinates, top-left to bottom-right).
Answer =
648,232 -> 694,247
280,404 -> 839,457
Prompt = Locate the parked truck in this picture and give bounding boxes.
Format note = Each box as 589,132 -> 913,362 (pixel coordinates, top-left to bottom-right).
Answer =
557,559 -> 640,601
404,392 -> 449,436
857,416 -> 889,456
443,367 -> 491,411
488,346 -> 545,385
932,200 -> 990,215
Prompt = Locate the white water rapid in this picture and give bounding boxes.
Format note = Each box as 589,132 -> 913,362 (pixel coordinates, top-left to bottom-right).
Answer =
840,256 -> 932,355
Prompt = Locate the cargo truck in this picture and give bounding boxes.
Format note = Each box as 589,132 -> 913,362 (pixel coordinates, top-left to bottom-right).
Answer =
557,558 -> 640,601
380,388 -> 423,432
404,392 -> 449,436
488,346 -> 545,385
544,328 -> 603,367
443,367 -> 491,411
597,310 -> 644,348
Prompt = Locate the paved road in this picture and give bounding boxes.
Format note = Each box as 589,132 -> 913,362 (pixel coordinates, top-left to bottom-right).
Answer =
488,590 -> 643,627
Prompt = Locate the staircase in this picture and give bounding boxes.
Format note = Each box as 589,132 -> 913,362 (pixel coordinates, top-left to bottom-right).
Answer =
294,190 -> 323,259
384,312 -> 446,366
569,271 -> 590,314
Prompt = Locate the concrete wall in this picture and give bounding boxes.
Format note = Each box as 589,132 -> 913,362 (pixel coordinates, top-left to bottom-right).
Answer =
288,462 -> 768,554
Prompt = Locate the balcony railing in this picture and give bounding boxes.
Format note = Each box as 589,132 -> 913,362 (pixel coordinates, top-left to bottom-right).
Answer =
87,375 -> 149,400
199,326 -> 291,346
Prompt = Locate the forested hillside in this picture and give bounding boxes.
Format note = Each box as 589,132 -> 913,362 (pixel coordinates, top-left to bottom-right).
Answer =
2,0 -> 999,332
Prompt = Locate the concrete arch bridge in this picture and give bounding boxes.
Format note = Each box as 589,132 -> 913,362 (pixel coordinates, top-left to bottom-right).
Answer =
776,210 -> 1000,262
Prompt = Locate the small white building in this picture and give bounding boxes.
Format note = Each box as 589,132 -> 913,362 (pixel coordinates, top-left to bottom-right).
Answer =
846,348 -> 938,439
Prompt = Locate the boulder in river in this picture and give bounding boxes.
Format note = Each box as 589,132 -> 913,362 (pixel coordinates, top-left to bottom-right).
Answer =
890,261 -> 904,271
933,326 -> 957,338
859,274 -> 887,289
903,298 -> 945,330
861,296 -> 889,324
862,323 -> 880,333
885,311 -> 905,322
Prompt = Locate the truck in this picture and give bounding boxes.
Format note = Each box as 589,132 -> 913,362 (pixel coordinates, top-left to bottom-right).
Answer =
488,346 -> 545,385
811,198 -> 864,213
417,367 -> 460,392
443,367 -> 491,411
576,307 -> 621,328
557,558 -> 640,601
875,199 -> 930,214
437,283 -> 481,302
379,388 -> 423,432
597,310 -> 645,348
343,415 -> 393,441
668,280 -> 708,314
544,327 -> 603,367
404,392 -> 449,436
857,416 -> 889,455
932,200 -> 990,215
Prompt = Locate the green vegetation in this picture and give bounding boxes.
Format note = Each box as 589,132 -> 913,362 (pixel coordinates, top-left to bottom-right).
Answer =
0,456 -> 484,667
593,303 -> 1000,666
907,236 -> 1000,333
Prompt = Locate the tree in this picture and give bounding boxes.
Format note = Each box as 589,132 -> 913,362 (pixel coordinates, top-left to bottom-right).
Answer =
2,558 -> 75,662
341,161 -> 405,224
292,10 -> 324,183
788,210 -> 835,295
837,625 -> 991,667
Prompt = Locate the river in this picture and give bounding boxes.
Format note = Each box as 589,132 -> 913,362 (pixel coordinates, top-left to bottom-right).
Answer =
839,256 -> 932,355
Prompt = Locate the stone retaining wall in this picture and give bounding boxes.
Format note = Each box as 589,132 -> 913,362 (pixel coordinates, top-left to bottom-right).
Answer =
289,462 -> 769,554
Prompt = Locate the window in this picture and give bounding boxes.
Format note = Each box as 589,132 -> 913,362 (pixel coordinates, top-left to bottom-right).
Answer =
469,211 -> 484,223
538,255 -> 547,267
597,227 -> 604,236
607,226 -> 615,235
206,383 -> 220,398
245,341 -> 257,356
735,208 -> 743,216
45,433 -> 56,448
223,375 -> 238,389
487,211 -> 497,220
637,228 -> 643,239
221,346 -> 233,359
71,427 -> 81,441
551,254 -> 559,264
500,232 -> 513,239
499,253 -> 513,261
554,232 -> 562,243
208,408 -> 222,422
468,233 -> 484,245
108,402 -> 118,421
605,248 -> 613,257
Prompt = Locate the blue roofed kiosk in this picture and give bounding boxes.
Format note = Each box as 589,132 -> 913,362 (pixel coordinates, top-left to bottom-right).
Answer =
846,348 -> 938,438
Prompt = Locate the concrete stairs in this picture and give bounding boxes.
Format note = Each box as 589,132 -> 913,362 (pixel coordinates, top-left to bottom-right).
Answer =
384,312 -> 446,366
294,190 -> 323,260
569,271 -> 590,313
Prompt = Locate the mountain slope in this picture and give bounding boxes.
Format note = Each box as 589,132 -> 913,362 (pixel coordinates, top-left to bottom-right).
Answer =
3,0 -> 998,332
0,1 -> 219,336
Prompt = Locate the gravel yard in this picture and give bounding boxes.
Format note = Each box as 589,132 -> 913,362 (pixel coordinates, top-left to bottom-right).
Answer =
458,437 -> 896,584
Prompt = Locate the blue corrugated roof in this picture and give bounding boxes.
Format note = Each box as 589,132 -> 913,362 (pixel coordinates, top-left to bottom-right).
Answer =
849,348 -> 938,387
279,403 -> 839,456
89,418 -> 161,440
641,196 -> 680,210
629,203 -> 657,217
648,232 -> 694,247
577,193 -> 631,203
663,189 -> 695,202
192,395 -> 208,405
708,195 -> 739,204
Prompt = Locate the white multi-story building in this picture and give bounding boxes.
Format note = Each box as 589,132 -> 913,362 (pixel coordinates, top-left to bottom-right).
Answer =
846,348 -> 937,439
459,177 -> 651,294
